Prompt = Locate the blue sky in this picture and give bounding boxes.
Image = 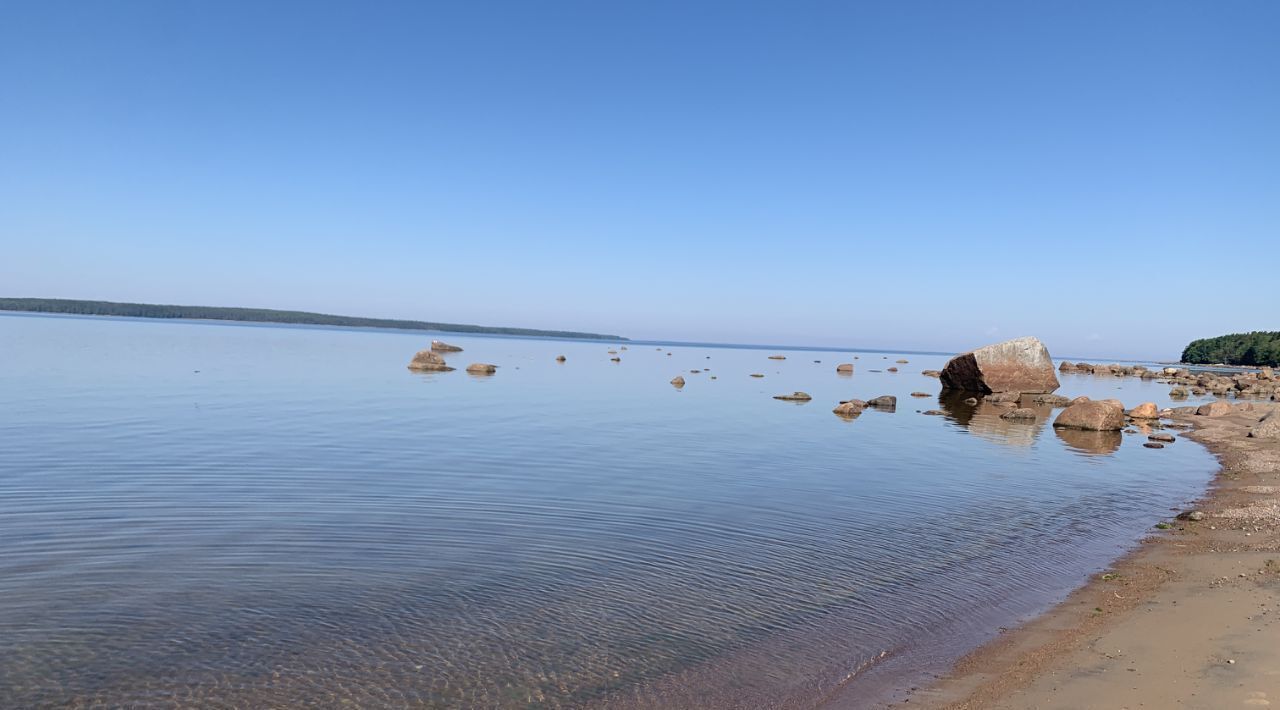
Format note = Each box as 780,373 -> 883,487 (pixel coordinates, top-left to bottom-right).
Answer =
2,1 -> 1276,359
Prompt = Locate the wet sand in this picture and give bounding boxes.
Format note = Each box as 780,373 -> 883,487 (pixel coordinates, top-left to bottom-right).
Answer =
906,403 -> 1280,709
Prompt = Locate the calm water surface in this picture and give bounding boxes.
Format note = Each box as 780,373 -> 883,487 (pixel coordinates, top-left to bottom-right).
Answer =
0,314 -> 1222,708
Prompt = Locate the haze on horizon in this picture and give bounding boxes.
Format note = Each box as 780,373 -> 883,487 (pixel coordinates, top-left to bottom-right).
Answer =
2,1 -> 1277,361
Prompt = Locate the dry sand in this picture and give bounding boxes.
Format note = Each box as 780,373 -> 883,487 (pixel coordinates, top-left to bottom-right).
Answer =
905,404 -> 1280,710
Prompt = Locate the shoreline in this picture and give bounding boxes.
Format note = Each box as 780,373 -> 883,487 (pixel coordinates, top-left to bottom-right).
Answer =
902,401 -> 1280,709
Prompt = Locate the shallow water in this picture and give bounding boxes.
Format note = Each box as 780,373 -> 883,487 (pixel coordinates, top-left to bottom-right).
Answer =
0,314 -> 1223,708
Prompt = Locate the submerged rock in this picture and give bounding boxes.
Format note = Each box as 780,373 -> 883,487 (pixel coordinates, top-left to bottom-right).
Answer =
407,350 -> 455,372
431,340 -> 463,352
773,391 -> 812,401
1000,408 -> 1037,421
1031,394 -> 1071,407
1052,400 -> 1125,431
940,336 -> 1060,394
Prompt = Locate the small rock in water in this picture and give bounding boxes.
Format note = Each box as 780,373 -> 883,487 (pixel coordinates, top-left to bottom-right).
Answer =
466,363 -> 498,374
887,367 -> 899,373
921,370 -> 941,377
407,350 -> 455,372
430,340 -> 464,352
1000,408 -> 1037,421
750,373 -> 764,378
910,392 -> 931,398
555,355 -> 566,362
922,409 -> 944,416
1148,433 -> 1176,443
836,363 -> 855,373
867,395 -> 897,409
773,391 -> 812,401
768,354 -> 786,360
610,357 -> 621,362
1143,442 -> 1164,449
896,359 -> 909,364
833,400 -> 867,417
670,376 -> 685,388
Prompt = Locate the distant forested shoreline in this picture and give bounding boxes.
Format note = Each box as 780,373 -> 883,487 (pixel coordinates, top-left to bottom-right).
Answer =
0,298 -> 627,341
1182,331 -> 1280,367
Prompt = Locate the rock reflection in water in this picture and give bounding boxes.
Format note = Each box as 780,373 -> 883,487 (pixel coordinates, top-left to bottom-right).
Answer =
936,393 -> 1052,447
1054,427 -> 1123,455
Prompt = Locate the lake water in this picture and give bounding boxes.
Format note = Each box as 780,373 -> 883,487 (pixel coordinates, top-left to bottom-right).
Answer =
0,313 -> 1222,708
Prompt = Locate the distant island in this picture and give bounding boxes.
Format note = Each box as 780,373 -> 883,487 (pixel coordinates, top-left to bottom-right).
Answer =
0,298 -> 627,341
1181,331 -> 1279,367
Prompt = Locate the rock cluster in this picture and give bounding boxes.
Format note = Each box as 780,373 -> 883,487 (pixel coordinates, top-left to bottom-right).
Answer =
1061,361 -> 1280,400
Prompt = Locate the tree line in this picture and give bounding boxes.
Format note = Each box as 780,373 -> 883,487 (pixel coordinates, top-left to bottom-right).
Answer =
0,298 -> 627,341
1181,331 -> 1280,367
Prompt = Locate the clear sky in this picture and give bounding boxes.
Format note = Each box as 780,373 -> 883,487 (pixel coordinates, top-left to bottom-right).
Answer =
2,1 -> 1276,359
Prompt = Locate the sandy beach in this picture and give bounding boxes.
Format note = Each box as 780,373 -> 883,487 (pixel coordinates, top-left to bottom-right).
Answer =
907,403 -> 1280,709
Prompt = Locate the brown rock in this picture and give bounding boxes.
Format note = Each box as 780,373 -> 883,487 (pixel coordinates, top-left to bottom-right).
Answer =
555,355 -> 566,362
768,355 -> 786,360
833,400 -> 866,418
940,336 -> 1060,394
923,409 -> 944,416
1195,401 -> 1232,417
1143,442 -> 1165,449
836,363 -> 854,373
773,391 -> 812,401
1169,387 -> 1189,398
1000,408 -> 1037,421
1052,400 -> 1125,431
921,370 -> 941,377
1128,402 -> 1159,419
670,375 -> 685,387
1249,412 -> 1280,439
867,395 -> 897,409
887,367 -> 899,372
407,350 -> 455,372
1149,433 -> 1176,443
466,363 -> 497,374
896,359 -> 909,364
985,391 -> 1022,404
430,340 -> 463,352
